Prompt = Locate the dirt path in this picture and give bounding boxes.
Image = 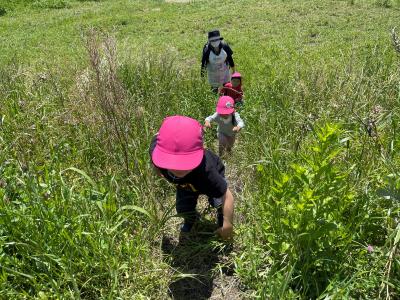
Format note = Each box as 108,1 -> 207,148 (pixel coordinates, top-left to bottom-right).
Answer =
162,230 -> 243,299
161,155 -> 247,299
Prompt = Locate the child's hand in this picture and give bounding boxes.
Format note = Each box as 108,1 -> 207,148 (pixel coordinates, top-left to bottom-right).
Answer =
215,221 -> 233,240
204,121 -> 212,129
232,126 -> 241,132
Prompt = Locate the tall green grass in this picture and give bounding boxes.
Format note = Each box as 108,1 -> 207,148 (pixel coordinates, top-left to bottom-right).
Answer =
233,43 -> 400,298
1,0 -> 400,298
0,29 -> 225,298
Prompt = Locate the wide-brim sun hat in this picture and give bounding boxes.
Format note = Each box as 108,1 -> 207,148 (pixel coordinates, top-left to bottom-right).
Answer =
216,96 -> 235,115
152,116 -> 204,170
208,29 -> 223,42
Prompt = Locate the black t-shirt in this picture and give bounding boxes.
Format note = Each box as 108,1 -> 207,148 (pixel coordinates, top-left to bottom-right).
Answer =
149,136 -> 227,198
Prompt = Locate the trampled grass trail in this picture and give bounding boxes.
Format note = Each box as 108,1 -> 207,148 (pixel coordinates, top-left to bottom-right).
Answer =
0,0 -> 400,299
159,146 -> 249,299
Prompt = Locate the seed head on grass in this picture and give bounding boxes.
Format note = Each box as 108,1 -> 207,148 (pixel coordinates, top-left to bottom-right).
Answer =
80,28 -> 132,176
392,27 -> 400,54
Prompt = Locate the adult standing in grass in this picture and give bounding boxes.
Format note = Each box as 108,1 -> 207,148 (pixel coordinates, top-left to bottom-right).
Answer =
149,116 -> 234,240
201,30 -> 235,93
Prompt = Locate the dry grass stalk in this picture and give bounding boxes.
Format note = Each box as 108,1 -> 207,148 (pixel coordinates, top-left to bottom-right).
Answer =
391,27 -> 400,54
83,28 -> 132,175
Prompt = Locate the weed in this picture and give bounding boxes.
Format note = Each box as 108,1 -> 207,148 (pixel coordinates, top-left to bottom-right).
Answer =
31,0 -> 70,9
1,0 -> 400,298
392,27 -> 400,55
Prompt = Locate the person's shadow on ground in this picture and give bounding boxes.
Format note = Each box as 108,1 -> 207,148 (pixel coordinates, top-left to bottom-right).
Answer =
162,218 -> 233,300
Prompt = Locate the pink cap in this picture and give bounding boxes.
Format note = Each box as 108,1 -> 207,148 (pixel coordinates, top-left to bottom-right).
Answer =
216,96 -> 235,114
152,116 -> 204,170
231,72 -> 242,78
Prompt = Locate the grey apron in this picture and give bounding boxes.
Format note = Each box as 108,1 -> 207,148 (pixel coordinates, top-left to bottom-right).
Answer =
207,49 -> 231,88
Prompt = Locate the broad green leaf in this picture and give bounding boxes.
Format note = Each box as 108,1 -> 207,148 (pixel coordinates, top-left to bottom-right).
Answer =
119,205 -> 152,219
61,167 -> 97,187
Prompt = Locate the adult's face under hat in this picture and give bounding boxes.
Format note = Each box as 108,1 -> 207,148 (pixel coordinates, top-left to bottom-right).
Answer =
152,116 -> 204,171
208,30 -> 223,42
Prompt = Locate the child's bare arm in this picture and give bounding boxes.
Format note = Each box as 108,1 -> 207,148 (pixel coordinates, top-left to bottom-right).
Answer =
215,188 -> 234,240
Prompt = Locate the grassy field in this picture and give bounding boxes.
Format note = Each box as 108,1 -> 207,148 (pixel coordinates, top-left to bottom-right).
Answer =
1,0 -> 400,299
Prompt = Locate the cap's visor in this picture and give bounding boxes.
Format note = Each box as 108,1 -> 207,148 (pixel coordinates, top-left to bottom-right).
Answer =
152,146 -> 204,170
216,106 -> 234,114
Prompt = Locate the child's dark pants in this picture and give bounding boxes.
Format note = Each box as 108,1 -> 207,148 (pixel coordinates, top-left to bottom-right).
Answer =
176,188 -> 224,227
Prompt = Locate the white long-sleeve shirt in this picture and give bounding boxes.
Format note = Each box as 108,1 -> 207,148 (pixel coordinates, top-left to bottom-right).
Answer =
205,112 -> 245,137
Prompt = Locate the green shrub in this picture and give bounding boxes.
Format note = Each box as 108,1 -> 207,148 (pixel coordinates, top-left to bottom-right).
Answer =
258,124 -> 356,296
236,122 -> 400,298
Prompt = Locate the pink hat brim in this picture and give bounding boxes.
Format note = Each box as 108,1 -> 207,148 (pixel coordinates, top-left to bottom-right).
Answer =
152,146 -> 204,170
231,72 -> 241,78
216,106 -> 234,114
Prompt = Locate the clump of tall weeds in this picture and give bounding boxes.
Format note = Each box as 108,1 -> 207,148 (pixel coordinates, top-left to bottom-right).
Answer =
236,121 -> 400,298
73,28 -> 132,175
0,60 -> 171,298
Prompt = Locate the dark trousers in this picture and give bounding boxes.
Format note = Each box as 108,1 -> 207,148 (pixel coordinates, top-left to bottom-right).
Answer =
176,188 -> 223,226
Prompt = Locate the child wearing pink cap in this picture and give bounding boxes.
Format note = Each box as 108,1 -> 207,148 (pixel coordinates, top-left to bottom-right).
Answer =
204,96 -> 245,156
219,72 -> 244,107
149,116 -> 234,240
